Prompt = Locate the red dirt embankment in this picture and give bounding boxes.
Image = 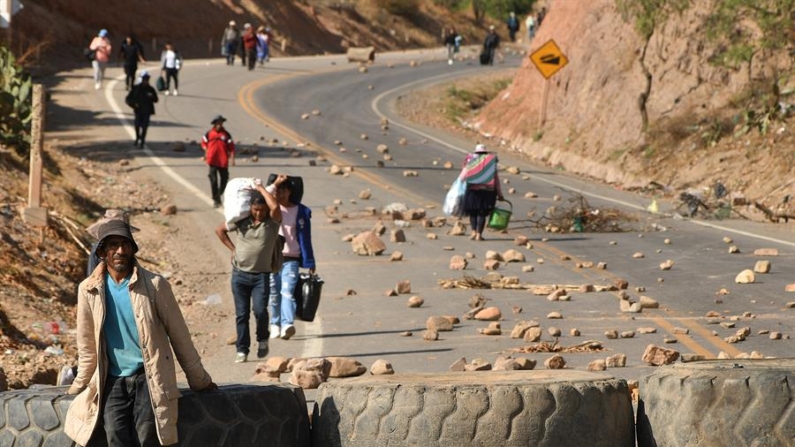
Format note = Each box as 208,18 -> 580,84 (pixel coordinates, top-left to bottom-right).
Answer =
475,0 -> 795,210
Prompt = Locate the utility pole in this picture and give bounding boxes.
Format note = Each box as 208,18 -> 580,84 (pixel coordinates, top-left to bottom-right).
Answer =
22,84 -> 48,227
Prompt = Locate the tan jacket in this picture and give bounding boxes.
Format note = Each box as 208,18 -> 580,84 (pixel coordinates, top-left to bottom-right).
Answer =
64,262 -> 213,446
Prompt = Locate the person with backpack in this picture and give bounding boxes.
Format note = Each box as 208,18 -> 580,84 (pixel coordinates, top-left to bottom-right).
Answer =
118,35 -> 145,91
265,176 -> 316,341
201,115 -> 236,208
88,29 -> 112,90
160,42 -> 183,96
125,71 -> 158,149
507,12 -> 520,42
459,144 -> 504,241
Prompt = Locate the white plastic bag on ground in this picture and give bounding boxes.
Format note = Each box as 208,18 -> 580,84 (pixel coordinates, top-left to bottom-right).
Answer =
223,177 -> 260,224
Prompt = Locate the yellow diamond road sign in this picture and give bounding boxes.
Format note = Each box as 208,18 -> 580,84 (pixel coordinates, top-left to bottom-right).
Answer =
530,39 -> 568,79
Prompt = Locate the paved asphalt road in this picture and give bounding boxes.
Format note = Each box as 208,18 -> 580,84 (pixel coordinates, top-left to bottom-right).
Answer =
70,46 -> 795,389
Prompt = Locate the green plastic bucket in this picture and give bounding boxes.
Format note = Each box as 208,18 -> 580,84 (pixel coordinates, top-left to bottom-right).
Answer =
488,200 -> 513,230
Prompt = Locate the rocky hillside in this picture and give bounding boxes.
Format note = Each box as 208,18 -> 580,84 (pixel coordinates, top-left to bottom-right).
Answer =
475,0 -> 795,216
14,0 -> 489,69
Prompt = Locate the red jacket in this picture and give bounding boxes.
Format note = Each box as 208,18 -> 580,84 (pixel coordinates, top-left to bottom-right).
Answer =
242,31 -> 258,50
201,128 -> 235,168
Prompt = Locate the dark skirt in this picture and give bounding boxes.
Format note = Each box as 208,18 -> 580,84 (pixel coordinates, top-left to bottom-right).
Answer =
463,188 -> 497,217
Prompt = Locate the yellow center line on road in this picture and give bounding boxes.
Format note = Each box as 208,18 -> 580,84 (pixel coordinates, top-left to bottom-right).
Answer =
647,317 -> 715,358
237,74 -> 433,208
525,240 -> 741,358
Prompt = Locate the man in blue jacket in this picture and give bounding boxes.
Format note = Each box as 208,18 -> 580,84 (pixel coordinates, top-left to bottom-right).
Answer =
266,176 -> 316,340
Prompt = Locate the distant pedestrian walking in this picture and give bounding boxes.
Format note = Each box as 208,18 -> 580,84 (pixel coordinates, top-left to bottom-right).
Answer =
89,29 -> 112,90
482,25 -> 500,66
256,26 -> 270,64
242,24 -> 257,70
459,144 -> 503,241
507,12 -> 520,42
125,70 -> 158,148
201,115 -> 236,207
222,20 -> 240,65
160,42 -> 183,96
118,35 -> 145,91
537,7 -> 547,27
443,27 -> 459,65
215,176 -> 287,363
266,176 -> 316,341
525,13 -> 536,41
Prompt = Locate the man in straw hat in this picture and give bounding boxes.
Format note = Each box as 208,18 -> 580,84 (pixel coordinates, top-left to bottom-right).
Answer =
65,220 -> 216,446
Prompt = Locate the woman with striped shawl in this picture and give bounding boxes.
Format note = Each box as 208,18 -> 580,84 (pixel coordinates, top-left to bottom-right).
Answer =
459,144 -> 504,241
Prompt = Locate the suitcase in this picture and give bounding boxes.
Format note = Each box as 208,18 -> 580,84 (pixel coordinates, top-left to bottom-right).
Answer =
294,273 -> 323,322
267,174 -> 304,204
479,51 -> 491,65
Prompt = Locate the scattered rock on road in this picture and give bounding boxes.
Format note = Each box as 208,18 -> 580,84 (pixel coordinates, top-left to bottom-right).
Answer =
642,345 -> 680,366
544,354 -> 566,369
735,269 -> 756,284
370,359 -> 394,375
352,231 -> 386,256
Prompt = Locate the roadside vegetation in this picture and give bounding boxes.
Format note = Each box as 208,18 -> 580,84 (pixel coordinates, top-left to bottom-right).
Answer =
444,77 -> 513,124
618,0 -> 795,145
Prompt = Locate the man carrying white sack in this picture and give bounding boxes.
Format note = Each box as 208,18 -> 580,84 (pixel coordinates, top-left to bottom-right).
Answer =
214,175 -> 288,363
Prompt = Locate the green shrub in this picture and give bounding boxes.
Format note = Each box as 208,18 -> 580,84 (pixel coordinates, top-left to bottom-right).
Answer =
0,46 -> 32,155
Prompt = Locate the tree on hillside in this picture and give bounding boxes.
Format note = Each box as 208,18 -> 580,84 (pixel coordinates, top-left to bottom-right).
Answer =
471,0 -> 536,25
705,0 -> 795,78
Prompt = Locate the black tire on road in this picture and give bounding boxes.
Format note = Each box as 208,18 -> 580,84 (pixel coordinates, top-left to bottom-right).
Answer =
638,359 -> 795,447
0,383 -> 311,447
312,371 -> 635,447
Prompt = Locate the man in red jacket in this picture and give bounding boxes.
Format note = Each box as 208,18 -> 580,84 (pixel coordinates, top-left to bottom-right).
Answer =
242,23 -> 258,71
201,115 -> 236,207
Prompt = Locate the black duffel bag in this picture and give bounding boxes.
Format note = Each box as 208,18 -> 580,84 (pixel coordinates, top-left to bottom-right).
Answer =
294,273 -> 323,322
267,174 -> 304,204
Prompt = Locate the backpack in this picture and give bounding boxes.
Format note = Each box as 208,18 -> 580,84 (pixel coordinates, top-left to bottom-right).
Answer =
125,88 -> 138,109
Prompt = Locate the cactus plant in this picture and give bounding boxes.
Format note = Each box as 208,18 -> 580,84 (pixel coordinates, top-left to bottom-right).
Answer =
0,45 -> 33,154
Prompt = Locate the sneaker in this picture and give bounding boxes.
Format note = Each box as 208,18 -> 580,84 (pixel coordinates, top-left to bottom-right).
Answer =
281,325 -> 296,340
173,90 -> 179,96
269,324 -> 280,339
213,200 -> 222,208
256,340 -> 269,358
94,82 -> 101,90
448,59 -> 453,65
235,352 -> 247,363
165,91 -> 170,96
57,365 -> 76,386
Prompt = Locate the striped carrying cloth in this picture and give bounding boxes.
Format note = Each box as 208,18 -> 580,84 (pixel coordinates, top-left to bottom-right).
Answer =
460,153 -> 498,187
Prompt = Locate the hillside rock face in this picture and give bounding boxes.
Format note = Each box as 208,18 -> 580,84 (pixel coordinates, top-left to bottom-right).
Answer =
475,0 -> 778,192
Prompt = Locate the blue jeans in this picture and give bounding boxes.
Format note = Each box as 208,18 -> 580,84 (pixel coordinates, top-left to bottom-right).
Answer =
102,371 -> 159,447
231,268 -> 270,354
269,260 -> 299,327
